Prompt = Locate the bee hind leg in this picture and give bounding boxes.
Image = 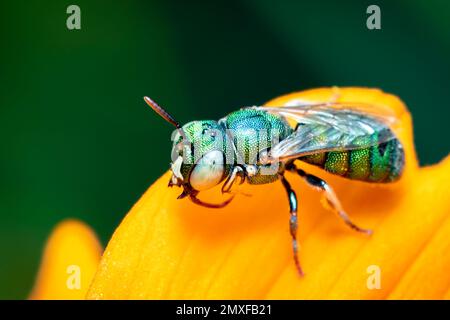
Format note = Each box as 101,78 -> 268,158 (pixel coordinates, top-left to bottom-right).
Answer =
291,165 -> 372,235
280,174 -> 304,277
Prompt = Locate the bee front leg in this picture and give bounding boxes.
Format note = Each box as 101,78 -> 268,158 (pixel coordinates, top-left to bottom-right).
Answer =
280,174 -> 304,276
221,166 -> 245,194
189,192 -> 235,208
291,165 -> 372,235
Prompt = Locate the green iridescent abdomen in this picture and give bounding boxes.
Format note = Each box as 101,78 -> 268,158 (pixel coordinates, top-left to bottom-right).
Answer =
300,138 -> 404,183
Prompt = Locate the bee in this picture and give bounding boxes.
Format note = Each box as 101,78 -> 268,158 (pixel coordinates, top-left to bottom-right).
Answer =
144,91 -> 404,276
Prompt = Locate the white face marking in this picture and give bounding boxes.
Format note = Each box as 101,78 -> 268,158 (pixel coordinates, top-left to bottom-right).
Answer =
189,150 -> 224,191
171,156 -> 184,181
245,165 -> 257,177
173,131 -> 181,143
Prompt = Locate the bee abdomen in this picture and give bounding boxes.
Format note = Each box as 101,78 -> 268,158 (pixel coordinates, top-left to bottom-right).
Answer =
365,139 -> 404,182
299,139 -> 404,183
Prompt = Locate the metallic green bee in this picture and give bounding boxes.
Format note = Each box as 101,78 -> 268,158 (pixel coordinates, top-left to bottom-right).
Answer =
144,94 -> 404,276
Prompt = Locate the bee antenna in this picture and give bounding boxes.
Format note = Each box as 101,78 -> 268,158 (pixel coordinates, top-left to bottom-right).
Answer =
144,96 -> 182,129
144,96 -> 187,140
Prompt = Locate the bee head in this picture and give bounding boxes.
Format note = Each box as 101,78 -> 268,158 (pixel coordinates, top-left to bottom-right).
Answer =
144,97 -> 231,197
170,120 -> 230,192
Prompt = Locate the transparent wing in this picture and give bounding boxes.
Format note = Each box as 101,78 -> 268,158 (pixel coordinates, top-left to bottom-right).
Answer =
253,101 -> 400,128
248,103 -> 399,162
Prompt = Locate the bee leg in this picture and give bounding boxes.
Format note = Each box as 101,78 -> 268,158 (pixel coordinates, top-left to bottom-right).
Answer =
189,192 -> 235,209
293,166 -> 372,235
280,174 -> 304,276
221,166 -> 245,194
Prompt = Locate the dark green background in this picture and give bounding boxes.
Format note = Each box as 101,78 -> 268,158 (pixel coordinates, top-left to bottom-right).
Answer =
1,0 -> 449,299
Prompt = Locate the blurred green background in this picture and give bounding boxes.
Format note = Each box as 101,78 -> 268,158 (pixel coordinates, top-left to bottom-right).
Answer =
1,0 -> 449,299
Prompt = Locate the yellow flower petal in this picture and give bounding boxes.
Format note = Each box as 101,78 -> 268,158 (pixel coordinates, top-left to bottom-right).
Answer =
444,286 -> 450,300
87,87 -> 450,299
388,181 -> 450,300
29,219 -> 102,300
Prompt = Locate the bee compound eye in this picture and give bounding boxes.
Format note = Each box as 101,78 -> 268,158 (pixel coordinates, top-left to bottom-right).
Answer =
189,150 -> 225,191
